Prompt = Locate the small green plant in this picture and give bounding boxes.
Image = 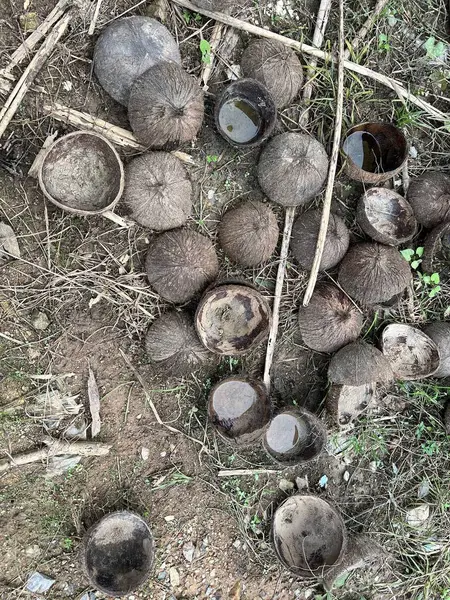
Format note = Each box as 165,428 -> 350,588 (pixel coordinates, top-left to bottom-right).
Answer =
401,247 -> 441,298
378,33 -> 390,52
62,537 -> 73,551
200,39 -> 211,64
424,36 -> 446,60
182,10 -> 202,24
394,105 -> 422,127
421,440 -> 440,456
206,154 -> 218,164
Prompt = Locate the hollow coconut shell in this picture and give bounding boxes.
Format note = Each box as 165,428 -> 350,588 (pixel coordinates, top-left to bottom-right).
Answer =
423,221 -> 450,275
381,323 -> 440,380
328,340 -> 394,386
407,171 -> 450,228
124,152 -> 192,230
290,209 -> 350,271
93,16 -> 181,106
145,228 -> 219,304
298,283 -> 363,353
356,187 -> 417,246
338,242 -> 412,306
195,283 -> 271,355
145,311 -> 216,375
326,383 -> 376,427
208,377 -> 271,445
128,62 -> 204,148
218,200 -> 279,267
422,322 -> 450,378
240,39 -> 304,108
257,133 -> 329,207
272,495 -> 347,577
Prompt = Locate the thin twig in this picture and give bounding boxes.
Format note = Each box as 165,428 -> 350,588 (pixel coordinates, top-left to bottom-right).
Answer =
303,0 -> 346,305
344,0 -> 389,59
218,468 -> 278,477
88,0 -> 104,35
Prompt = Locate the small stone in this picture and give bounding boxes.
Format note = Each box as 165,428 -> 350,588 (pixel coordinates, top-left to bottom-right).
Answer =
318,474 -> 328,488
141,447 -> 150,461
161,451 -> 167,457
32,311 -> 50,330
278,478 -> 294,492
295,476 -> 309,490
409,146 -> 418,159
169,567 -> 180,587
232,539 -> 241,549
343,471 -> 350,482
183,541 -> 195,562
418,480 -> 430,499
406,504 -> 430,528
25,544 -> 41,559
164,515 -> 175,522
157,571 -> 167,581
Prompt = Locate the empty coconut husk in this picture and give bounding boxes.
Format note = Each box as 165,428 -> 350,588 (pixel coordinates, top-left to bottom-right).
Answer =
328,340 -> 394,385
422,322 -> 450,378
423,221 -> 450,275
326,383 -> 376,427
407,171 -> 450,228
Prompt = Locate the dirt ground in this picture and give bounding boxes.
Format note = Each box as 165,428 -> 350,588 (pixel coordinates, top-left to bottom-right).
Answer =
1,0 -> 450,599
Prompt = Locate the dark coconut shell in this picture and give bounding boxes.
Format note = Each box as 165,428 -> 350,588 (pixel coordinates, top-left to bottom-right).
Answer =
218,200 -> 279,266
93,16 -> 181,106
257,133 -> 329,207
328,340 -> 394,386
381,323 -> 440,380
240,39 -> 304,108
83,511 -> 154,597
263,408 -> 326,466
338,242 -> 411,306
145,228 -> 219,304
208,377 -> 271,445
128,62 -> 204,148
423,221 -> 450,275
272,495 -> 347,577
290,209 -> 350,271
145,311 -> 215,375
326,383 -> 376,427
423,322 -> 450,377
298,283 -> 363,353
357,187 -> 417,246
195,283 -> 271,355
407,171 -> 450,228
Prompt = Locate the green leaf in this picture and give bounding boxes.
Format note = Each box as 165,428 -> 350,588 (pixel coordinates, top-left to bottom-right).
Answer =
424,36 -> 446,59
200,38 -> 211,63
430,272 -> 440,284
333,571 -> 350,589
422,275 -> 431,284
411,259 -> 422,270
416,246 -> 424,257
429,285 -> 441,298
401,248 -> 414,261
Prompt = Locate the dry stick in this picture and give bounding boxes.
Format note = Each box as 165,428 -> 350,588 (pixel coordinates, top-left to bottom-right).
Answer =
344,0 -> 389,59
218,468 -> 278,477
304,0 -> 345,305
170,0 -> 448,123
0,12 -> 72,139
88,0 -> 104,35
202,23 -> 226,90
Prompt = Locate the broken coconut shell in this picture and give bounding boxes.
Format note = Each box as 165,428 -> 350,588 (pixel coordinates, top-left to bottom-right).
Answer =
39,131 -> 124,216
208,377 -> 271,445
381,323 -> 440,380
357,187 -> 417,246
272,495 -> 347,577
124,152 -> 192,230
218,200 -> 279,266
240,39 -> 304,108
145,311 -> 215,375
407,171 -> 450,228
338,242 -> 411,306
422,322 -> 450,378
328,340 -> 394,386
195,283 -> 271,355
326,383 -> 376,427
290,209 -> 350,271
93,16 -> 181,106
298,283 -> 363,353
83,511 -> 154,597
145,228 -> 219,304
423,221 -> 450,275
257,133 -> 329,207
129,62 -> 204,148
263,408 -> 326,466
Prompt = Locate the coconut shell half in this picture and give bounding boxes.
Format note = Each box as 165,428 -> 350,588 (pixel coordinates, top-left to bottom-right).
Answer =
338,242 -> 411,306
423,322 -> 450,378
326,383 -> 376,427
328,340 -> 393,386
407,171 -> 450,228
298,283 -> 363,353
291,209 -> 350,271
423,221 -> 450,275
381,323 -> 440,380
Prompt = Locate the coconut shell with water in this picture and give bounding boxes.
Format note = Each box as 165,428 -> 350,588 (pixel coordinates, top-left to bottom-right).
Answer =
338,242 -> 411,306
218,200 -> 279,266
124,152 -> 192,230
326,383 -> 376,427
407,171 -> 450,228
257,133 -> 329,207
298,283 -> 363,353
145,228 -> 219,304
328,340 -> 394,386
290,209 -> 350,271
93,16 -> 181,105
241,39 -> 304,108
423,322 -> 450,377
129,62 -> 204,148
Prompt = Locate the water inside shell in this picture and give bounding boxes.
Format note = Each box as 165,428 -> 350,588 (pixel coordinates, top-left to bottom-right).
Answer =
218,98 -> 262,144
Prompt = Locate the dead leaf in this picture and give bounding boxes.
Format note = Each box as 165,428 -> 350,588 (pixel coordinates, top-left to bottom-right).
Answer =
27,390 -> 81,420
88,366 -> 101,437
19,11 -> 38,33
406,504 -> 430,528
0,222 -> 20,266
228,580 -> 242,600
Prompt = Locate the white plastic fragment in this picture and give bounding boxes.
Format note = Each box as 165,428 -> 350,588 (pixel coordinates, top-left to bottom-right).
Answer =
25,572 -> 56,593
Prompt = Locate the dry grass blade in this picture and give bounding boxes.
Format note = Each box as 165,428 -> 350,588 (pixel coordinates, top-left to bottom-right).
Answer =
202,23 -> 226,90
88,0 -> 104,35
88,366 -> 101,438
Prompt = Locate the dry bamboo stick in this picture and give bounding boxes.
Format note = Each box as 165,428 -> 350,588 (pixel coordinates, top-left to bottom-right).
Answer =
89,0 -> 104,35
202,23 -> 226,90
0,12 -> 72,139
170,0 -> 448,123
344,0 -> 389,59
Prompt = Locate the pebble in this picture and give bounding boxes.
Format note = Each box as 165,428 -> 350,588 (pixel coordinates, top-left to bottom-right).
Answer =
25,544 -> 41,558
169,566 -> 180,587
32,311 -> 50,330
141,447 -> 150,461
183,541 -> 195,562
343,470 -> 350,482
278,478 -> 294,492
157,571 -> 167,581
164,515 -> 175,522
295,476 -> 308,490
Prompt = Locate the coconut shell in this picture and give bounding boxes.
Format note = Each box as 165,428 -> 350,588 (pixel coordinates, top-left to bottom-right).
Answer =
145,229 -> 219,304
124,152 -> 192,230
190,0 -> 237,12
241,39 -> 304,108
298,283 -> 363,353
423,322 -> 450,378
257,133 -> 329,207
423,221 -> 450,274
128,62 -> 204,148
357,188 -> 417,246
381,323 -> 440,380
407,171 -> 450,228
218,200 -> 279,266
338,242 -> 412,306
93,16 -> 181,106
290,209 -> 349,271
328,340 -> 393,385
326,383 -> 376,427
